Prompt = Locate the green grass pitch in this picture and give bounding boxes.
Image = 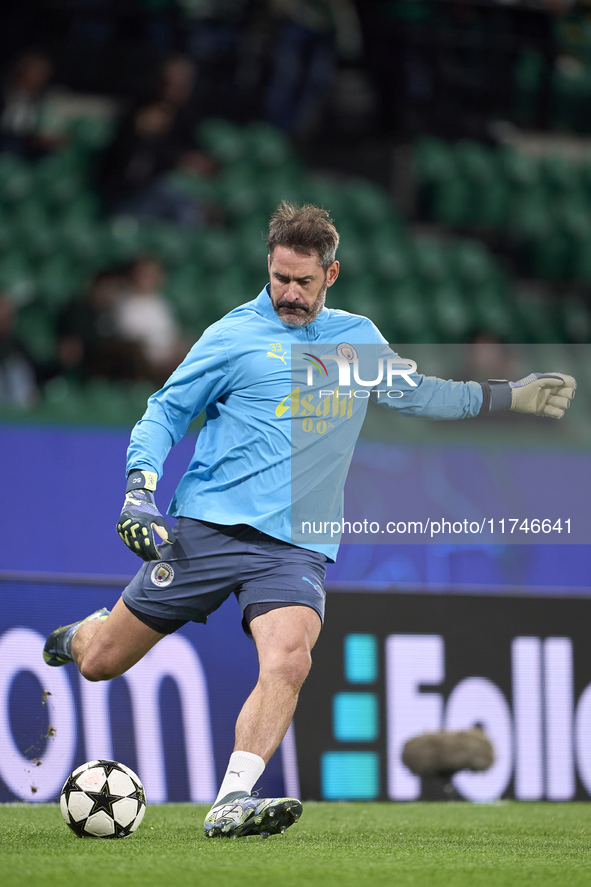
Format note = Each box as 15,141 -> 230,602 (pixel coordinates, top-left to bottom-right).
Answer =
2,802 -> 590,887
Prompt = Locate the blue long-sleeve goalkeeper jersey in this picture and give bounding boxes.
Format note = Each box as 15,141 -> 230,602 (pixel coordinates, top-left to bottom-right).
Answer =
127,286 -> 483,560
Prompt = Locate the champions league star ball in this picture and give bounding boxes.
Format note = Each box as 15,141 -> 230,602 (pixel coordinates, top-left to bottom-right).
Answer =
60,760 -> 146,838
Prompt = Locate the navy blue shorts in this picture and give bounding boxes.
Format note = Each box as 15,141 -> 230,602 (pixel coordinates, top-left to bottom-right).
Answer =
122,518 -> 327,636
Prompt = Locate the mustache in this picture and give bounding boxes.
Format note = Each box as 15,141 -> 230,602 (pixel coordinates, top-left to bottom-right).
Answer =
277,300 -> 309,311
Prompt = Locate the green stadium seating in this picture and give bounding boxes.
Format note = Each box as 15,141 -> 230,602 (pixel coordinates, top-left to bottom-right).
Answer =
431,175 -> 471,227
513,49 -> 546,126
14,303 -> 57,363
430,282 -> 474,341
303,175 -> 346,223
452,240 -> 498,288
165,264 -> 204,326
66,116 -> 115,153
471,282 -> 518,342
217,164 -> 264,219
0,155 -> 33,203
234,220 -> 269,274
0,215 -> 14,251
372,239 -> 413,286
197,227 -> 237,271
0,251 -> 37,304
541,154 -> 581,195
145,221 -> 193,267
12,197 -> 49,240
558,296 -> 591,343
342,178 -> 398,229
36,254 -> 84,308
209,266 -> 251,317
198,118 -> 246,165
411,238 -> 450,286
388,281 -> 438,343
500,148 -> 540,189
245,122 -> 294,169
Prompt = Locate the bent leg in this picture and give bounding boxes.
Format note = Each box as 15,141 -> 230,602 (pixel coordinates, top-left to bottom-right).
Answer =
234,605 -> 321,763
73,597 -> 165,682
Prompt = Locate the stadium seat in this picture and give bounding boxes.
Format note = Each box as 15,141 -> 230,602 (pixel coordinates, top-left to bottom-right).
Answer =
234,220 -> 270,274
12,197 -> 49,241
26,222 -> 59,261
514,291 -> 560,343
475,178 -> 510,230
217,164 -> 264,219
245,122 -> 295,169
83,378 -> 133,424
500,148 -> 540,189
411,238 -> 451,286
541,154 -> 581,196
0,251 -> 37,304
343,179 -> 398,229
198,227 -> 237,271
145,221 -> 193,267
34,159 -> 83,207
452,240 -> 497,288
14,303 -> 57,363
0,155 -> 33,203
414,137 -> 456,189
104,216 -> 150,263
260,171 -> 305,217
551,57 -> 591,133
0,215 -> 13,252
513,48 -> 547,125
430,282 -> 474,342
60,219 -> 104,265
388,280 -> 437,342
455,141 -> 496,188
471,282 -> 518,341
431,175 -> 471,227
303,175 -> 346,224
198,118 -> 246,165
336,226 -> 369,281
373,239 -> 413,286
210,266 -> 251,317
36,254 -> 84,308
558,295 -> 591,343
530,228 -> 570,281
165,264 -> 204,325
66,116 -> 115,153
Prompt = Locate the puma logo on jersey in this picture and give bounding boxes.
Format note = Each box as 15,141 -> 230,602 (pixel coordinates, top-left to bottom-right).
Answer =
267,351 -> 287,364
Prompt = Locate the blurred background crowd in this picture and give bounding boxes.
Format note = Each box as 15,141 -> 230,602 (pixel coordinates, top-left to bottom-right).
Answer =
0,0 -> 590,422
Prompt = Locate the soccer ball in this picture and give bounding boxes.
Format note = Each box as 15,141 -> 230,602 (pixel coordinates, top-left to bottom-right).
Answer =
60,759 -> 146,838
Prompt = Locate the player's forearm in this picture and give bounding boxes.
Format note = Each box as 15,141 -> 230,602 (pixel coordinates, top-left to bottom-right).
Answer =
126,418 -> 175,479
378,377 -> 484,420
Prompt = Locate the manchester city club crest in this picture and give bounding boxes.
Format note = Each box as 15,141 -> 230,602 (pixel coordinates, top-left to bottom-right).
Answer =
151,562 -> 174,587
336,343 -> 357,362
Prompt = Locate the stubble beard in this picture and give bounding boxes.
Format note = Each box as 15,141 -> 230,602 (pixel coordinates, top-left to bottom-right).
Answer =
272,283 -> 327,328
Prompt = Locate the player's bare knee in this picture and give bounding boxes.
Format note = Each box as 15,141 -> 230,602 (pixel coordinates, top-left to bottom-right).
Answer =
78,652 -> 117,682
262,645 -> 312,690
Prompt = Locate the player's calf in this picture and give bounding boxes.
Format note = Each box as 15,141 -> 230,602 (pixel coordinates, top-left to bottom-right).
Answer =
43,608 -> 110,668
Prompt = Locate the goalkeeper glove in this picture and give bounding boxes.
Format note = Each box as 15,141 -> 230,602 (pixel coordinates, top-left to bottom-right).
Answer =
117,470 -> 176,561
482,373 -> 576,419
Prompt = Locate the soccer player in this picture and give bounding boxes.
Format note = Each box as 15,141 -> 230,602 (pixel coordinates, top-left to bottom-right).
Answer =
44,202 -> 576,838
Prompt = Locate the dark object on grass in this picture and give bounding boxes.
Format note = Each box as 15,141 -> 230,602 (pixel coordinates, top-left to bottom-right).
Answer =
403,726 -> 494,799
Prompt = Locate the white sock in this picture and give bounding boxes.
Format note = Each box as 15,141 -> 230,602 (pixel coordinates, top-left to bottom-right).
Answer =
214,751 -> 265,804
